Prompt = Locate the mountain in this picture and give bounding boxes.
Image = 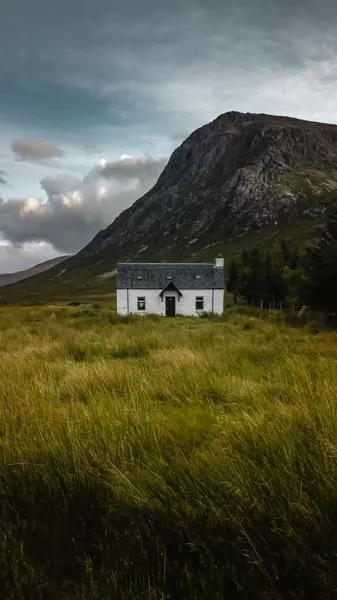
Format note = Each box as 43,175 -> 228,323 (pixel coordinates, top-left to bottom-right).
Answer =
85,111 -> 337,259
2,111 -> 337,304
0,256 -> 70,287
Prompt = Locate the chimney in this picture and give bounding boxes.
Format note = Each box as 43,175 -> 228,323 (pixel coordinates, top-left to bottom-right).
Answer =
215,257 -> 224,268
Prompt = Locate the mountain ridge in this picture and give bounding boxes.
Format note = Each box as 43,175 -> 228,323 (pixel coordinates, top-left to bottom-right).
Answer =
2,110 -> 337,303
0,255 -> 70,287
79,110 -> 337,256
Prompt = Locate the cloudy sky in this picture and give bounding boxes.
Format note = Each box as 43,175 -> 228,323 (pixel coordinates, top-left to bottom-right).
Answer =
0,0 -> 337,272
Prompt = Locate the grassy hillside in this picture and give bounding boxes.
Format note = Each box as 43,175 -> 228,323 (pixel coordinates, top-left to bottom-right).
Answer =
1,304 -> 337,598
0,215 -> 325,305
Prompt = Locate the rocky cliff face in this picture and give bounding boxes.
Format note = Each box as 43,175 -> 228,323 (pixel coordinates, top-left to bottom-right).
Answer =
79,111 -> 337,263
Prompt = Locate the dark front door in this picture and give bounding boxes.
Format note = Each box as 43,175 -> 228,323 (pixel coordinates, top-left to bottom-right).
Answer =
165,296 -> 176,317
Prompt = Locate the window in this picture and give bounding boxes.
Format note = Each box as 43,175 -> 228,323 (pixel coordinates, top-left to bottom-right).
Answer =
137,297 -> 146,311
166,275 -> 172,280
196,296 -> 204,310
195,275 -> 201,279
136,275 -> 143,280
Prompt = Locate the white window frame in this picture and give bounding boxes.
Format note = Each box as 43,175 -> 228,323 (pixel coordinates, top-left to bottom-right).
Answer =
195,296 -> 204,311
136,275 -> 143,280
195,275 -> 201,279
137,296 -> 146,311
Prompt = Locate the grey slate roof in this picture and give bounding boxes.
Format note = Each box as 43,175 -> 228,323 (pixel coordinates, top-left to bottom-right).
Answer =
116,262 -> 224,290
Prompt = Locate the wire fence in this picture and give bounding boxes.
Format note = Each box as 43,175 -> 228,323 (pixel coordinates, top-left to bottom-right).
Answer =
230,298 -> 336,328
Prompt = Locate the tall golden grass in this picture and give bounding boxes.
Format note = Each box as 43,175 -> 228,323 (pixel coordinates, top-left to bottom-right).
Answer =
1,305 -> 337,599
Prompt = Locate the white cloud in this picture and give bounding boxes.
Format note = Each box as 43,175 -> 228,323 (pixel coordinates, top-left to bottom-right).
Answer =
0,236 -> 63,274
0,153 -> 168,254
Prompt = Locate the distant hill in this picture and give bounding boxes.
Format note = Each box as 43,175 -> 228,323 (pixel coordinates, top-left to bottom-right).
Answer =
2,110 -> 337,304
0,256 -> 70,287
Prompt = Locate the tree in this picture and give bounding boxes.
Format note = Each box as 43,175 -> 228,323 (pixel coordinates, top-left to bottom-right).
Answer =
303,207 -> 337,313
226,259 -> 240,303
226,240 -> 306,308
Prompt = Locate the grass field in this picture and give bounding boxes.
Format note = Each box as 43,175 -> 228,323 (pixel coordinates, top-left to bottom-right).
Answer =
1,304 -> 337,599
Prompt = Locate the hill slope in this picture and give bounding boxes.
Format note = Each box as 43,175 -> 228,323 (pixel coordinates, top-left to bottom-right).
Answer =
2,111 -> 337,303
0,256 -> 70,287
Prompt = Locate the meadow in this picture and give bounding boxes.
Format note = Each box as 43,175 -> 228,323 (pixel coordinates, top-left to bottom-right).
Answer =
0,303 -> 337,599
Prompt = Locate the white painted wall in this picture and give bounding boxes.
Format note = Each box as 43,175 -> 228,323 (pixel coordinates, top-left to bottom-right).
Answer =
117,289 -> 129,315
213,289 -> 224,315
117,288 -> 224,316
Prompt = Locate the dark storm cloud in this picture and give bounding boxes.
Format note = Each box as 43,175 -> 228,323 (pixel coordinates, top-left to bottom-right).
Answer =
0,0 -> 336,149
1,0 -> 337,270
2,1 -> 337,121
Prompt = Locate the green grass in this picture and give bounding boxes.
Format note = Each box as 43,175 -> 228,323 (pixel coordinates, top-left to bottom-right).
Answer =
277,168 -> 337,197
1,305 -> 337,599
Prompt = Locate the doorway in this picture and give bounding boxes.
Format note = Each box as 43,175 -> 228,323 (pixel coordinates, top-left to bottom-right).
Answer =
165,296 -> 176,317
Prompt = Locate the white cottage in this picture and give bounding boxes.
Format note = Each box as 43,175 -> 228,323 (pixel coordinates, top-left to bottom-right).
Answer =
116,258 -> 224,317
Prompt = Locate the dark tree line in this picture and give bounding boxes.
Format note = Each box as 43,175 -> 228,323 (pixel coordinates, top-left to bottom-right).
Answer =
226,207 -> 337,313
303,208 -> 337,312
